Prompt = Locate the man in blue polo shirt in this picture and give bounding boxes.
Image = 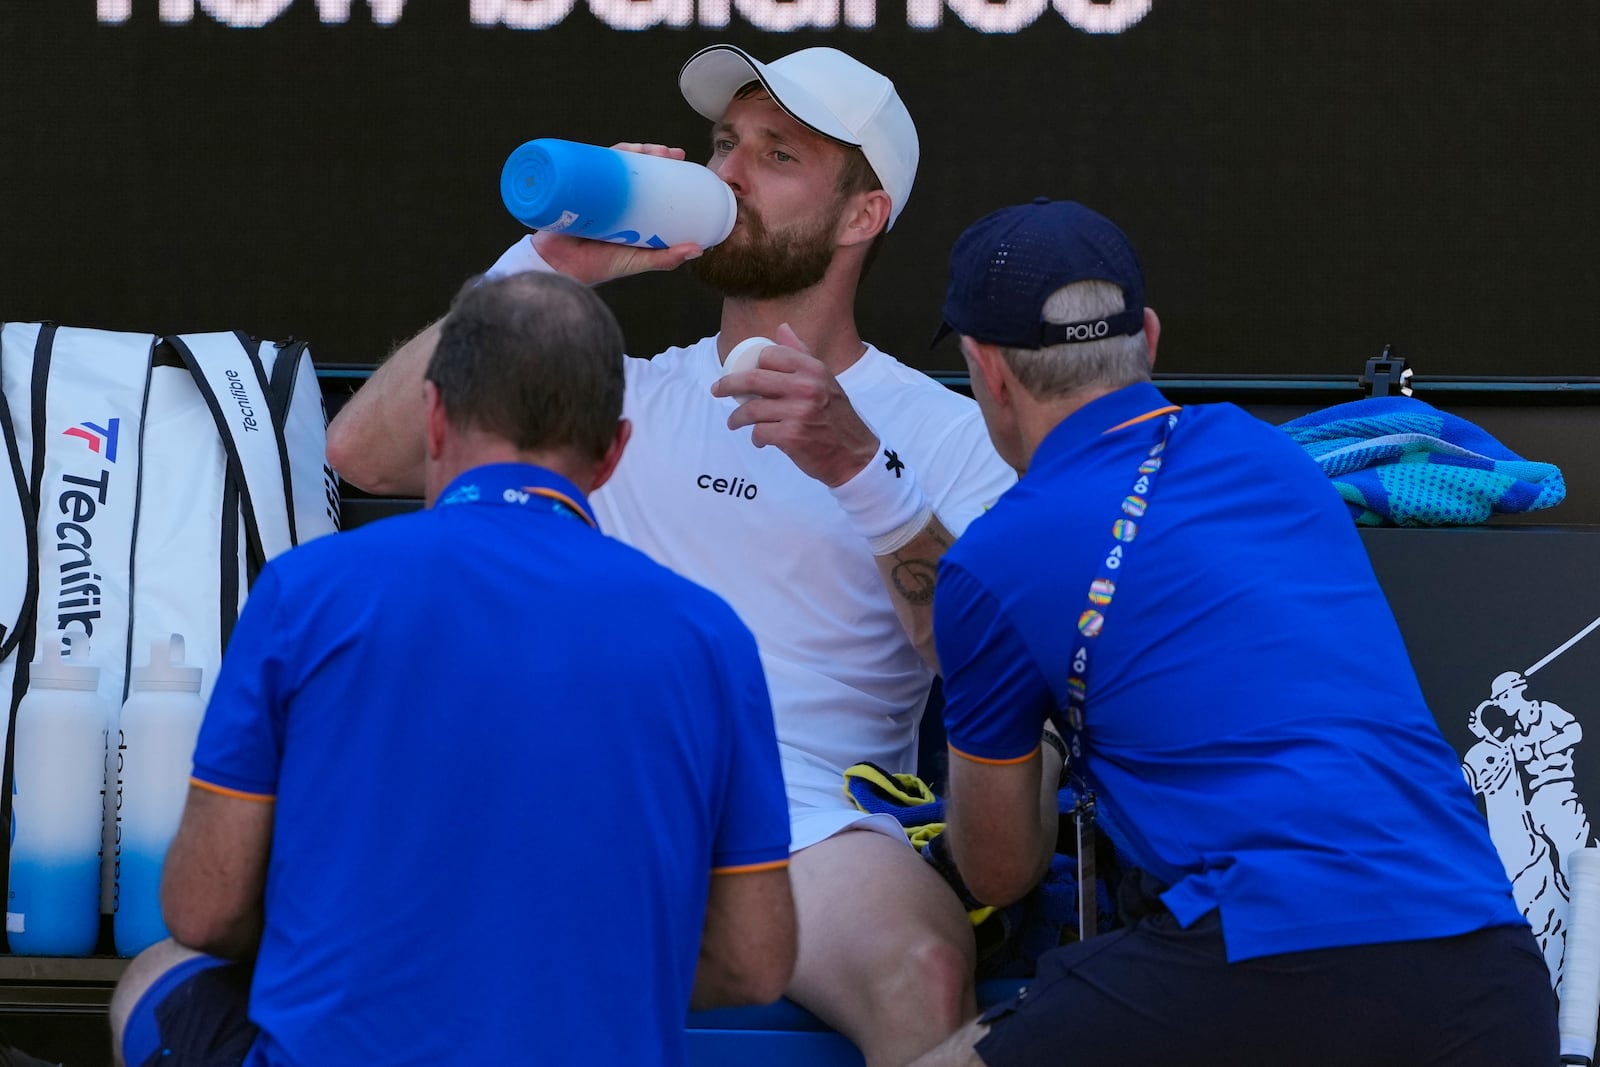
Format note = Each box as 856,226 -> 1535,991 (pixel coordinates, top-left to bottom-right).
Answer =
911,200 -> 1555,1066
108,272 -> 797,1067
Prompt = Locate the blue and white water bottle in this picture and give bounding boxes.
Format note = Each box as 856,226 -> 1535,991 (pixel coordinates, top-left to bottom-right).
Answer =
114,634 -> 204,957
500,139 -> 736,250
7,632 -> 112,956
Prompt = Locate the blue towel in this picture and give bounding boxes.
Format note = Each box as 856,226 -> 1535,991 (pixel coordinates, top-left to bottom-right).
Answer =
843,763 -> 945,827
1279,396 -> 1565,526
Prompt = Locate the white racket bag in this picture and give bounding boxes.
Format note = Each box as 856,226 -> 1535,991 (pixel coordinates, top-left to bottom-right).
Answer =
0,323 -> 339,923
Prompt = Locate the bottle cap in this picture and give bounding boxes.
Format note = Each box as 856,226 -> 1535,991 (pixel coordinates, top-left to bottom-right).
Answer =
501,139 -> 629,233
30,631 -> 99,691
129,634 -> 203,693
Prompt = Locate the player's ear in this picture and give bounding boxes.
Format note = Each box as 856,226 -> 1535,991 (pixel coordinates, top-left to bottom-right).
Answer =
837,188 -> 891,248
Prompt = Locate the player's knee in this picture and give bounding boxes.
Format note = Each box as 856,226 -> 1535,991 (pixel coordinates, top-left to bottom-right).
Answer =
887,934 -> 973,1021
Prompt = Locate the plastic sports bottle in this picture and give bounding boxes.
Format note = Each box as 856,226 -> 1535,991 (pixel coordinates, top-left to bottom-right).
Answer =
7,633 -> 112,956
500,139 -> 736,250
114,635 -> 204,957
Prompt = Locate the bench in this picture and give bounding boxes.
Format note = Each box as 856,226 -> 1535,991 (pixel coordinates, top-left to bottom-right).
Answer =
686,980 -> 1029,1066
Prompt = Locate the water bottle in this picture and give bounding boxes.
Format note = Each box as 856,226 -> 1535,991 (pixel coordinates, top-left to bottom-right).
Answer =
114,635 -> 205,957
500,138 -> 737,250
7,632 -> 111,956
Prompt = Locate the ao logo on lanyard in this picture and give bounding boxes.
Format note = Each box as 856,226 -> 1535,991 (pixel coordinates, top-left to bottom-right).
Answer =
1060,406 -> 1178,942
1063,408 -> 1180,760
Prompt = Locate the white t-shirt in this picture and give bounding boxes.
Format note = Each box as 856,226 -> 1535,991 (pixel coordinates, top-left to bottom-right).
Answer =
486,236 -> 1017,845
592,336 -> 1017,847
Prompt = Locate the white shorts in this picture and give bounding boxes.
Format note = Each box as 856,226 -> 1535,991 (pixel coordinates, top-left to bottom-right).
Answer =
780,743 -> 910,852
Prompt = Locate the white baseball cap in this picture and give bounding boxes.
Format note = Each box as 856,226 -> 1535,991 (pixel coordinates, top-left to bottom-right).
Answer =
678,45 -> 919,230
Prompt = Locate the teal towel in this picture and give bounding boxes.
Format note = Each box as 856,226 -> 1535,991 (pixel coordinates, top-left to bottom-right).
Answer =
1280,397 -> 1565,526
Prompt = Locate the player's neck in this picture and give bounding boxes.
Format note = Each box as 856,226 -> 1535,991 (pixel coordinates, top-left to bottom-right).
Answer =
718,279 -> 866,377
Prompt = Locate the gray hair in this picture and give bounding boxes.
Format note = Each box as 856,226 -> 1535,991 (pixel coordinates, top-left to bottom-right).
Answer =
998,281 -> 1150,399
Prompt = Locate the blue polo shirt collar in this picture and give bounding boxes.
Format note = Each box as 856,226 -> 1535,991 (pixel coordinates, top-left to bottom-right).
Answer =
436,463 -> 598,528
1034,382 -> 1175,467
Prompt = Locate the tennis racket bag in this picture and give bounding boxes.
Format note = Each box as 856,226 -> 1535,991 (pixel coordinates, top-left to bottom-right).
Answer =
0,323 -> 339,931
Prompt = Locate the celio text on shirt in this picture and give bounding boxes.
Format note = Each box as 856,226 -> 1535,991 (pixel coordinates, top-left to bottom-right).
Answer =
697,473 -> 758,500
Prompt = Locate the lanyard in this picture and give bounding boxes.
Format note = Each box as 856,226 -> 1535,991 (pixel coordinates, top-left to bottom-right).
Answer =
1062,405 -> 1179,939
435,466 -> 596,528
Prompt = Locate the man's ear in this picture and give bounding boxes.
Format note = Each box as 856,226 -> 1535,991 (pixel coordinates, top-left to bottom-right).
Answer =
1143,307 -> 1161,370
836,189 -> 892,249
423,380 -> 447,462
963,337 -> 1011,407
591,418 -> 633,494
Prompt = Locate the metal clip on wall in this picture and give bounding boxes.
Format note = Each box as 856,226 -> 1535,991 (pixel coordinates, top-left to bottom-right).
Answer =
1361,345 -> 1414,398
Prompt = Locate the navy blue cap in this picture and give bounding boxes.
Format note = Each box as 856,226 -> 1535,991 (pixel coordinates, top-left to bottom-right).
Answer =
936,198 -> 1145,349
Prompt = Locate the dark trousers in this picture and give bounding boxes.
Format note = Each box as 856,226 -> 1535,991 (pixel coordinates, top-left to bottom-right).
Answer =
124,957 -> 257,1067
975,872 -> 1558,1067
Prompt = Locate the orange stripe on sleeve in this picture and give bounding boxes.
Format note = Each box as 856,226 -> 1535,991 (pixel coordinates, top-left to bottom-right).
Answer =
947,742 -> 1039,767
711,858 -> 791,876
190,777 -> 276,803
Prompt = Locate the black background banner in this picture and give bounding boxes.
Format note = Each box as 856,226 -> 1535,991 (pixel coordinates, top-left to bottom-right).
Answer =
1,2 -> 1595,375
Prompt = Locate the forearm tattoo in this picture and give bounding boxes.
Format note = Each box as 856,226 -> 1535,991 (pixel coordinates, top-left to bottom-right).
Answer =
890,557 -> 938,604
888,523 -> 953,606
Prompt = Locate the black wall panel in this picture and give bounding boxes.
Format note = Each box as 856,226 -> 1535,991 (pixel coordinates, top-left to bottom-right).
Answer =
2,3 -> 1596,376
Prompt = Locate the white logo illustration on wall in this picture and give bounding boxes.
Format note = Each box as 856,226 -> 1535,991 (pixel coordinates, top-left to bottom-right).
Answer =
1462,614 -> 1600,988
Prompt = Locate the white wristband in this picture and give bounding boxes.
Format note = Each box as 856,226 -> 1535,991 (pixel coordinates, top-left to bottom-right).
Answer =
483,236 -> 556,281
828,450 -> 934,557
868,503 -> 934,556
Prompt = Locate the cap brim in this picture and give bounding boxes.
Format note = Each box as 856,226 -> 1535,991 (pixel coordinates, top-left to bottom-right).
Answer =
928,322 -> 955,348
679,44 -> 861,148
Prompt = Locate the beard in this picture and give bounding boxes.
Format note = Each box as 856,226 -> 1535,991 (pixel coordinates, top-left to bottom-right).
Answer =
690,201 -> 839,300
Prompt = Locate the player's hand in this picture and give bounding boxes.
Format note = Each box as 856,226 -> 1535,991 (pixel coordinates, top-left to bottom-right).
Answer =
531,143 -> 705,285
712,323 -> 880,487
